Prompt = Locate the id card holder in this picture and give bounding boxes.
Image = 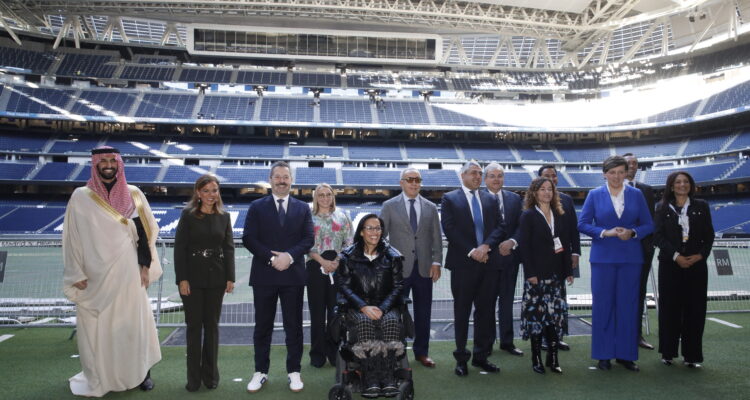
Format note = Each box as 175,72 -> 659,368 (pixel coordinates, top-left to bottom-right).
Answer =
553,237 -> 564,254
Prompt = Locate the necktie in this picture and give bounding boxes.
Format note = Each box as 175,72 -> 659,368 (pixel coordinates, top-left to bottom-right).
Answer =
277,198 -> 286,226
409,198 -> 418,233
470,190 -> 484,245
496,193 -> 505,223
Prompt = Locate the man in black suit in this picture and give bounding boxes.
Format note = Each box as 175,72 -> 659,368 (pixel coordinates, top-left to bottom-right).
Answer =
483,162 -> 524,357
538,165 -> 580,351
242,161 -> 314,393
441,161 -> 506,376
623,153 -> 656,350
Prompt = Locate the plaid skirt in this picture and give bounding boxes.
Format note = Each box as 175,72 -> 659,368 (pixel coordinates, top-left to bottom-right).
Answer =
520,276 -> 568,340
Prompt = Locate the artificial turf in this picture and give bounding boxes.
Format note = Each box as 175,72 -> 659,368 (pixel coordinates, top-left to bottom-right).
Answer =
1,313 -> 748,400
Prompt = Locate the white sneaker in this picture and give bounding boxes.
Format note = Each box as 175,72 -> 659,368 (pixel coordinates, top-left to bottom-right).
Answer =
246,372 -> 268,393
288,372 -> 304,392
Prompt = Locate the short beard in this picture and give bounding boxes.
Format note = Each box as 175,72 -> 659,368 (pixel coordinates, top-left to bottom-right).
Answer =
98,168 -> 117,180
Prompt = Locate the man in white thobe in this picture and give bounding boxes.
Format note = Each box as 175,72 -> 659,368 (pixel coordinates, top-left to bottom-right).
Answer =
62,146 -> 162,397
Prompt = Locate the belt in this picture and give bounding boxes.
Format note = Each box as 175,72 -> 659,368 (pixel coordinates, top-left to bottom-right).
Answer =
191,248 -> 224,259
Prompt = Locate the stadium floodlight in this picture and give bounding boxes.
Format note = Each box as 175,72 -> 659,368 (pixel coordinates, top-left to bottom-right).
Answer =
254,85 -> 266,97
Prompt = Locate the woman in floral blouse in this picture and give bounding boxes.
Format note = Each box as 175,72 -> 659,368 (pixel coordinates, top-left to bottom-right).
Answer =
307,183 -> 353,367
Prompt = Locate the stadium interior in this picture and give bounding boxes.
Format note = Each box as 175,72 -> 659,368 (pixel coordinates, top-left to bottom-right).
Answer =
0,0 -> 749,238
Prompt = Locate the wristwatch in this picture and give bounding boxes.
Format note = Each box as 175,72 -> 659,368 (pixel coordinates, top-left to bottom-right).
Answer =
270,255 -> 277,264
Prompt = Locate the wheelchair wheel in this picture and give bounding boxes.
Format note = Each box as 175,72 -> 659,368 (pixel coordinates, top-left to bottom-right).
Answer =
396,381 -> 414,400
328,384 -> 353,400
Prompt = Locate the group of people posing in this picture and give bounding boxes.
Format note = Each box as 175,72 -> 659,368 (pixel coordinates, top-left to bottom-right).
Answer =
62,147 -> 714,397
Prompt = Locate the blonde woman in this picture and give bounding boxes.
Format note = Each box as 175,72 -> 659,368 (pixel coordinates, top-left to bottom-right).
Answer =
307,183 -> 353,367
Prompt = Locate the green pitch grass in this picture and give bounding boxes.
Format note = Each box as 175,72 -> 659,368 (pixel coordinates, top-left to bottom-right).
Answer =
1,313 -> 748,400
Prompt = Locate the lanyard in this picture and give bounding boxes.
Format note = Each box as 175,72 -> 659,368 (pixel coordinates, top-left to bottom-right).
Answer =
535,205 -> 555,236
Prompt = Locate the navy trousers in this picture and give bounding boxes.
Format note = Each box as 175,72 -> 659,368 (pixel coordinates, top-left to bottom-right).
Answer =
252,285 -> 304,373
402,261 -> 433,358
591,262 -> 641,361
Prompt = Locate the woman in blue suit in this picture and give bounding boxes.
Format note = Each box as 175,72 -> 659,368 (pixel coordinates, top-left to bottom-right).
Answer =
578,155 -> 654,372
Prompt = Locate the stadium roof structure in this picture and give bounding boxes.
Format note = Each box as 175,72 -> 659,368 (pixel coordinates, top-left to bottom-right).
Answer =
0,0 -> 748,69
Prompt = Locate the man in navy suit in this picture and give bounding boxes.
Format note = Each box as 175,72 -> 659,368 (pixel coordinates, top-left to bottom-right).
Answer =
242,161 -> 314,393
538,165 -> 580,351
441,161 -> 506,376
624,153 -> 657,350
483,162 -> 523,357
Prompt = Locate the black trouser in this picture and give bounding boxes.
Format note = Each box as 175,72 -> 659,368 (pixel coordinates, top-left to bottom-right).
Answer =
252,285 -> 304,373
658,259 -> 708,363
306,250 -> 338,366
451,265 -> 499,362
638,245 -> 655,336
181,286 -> 225,387
495,262 -> 519,347
403,260 -> 433,357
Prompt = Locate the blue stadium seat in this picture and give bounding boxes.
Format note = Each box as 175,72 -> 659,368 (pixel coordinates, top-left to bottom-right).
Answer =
431,105 -> 486,126
319,99 -> 372,124
120,66 -> 176,81
0,134 -> 49,152
5,86 -> 77,115
200,95 -> 256,120
226,142 -> 284,158
294,167 -> 337,185
0,45 -> 55,73
342,169 -> 401,186
288,146 -> 343,158
0,162 -> 35,180
461,145 -> 516,162
514,145 -> 559,162
418,169 -> 459,187
135,93 -> 198,119
71,90 -> 138,117
55,53 -> 116,78
405,144 -> 458,160
34,162 -> 78,181
236,70 -> 287,85
162,165 -> 212,183
259,98 -> 314,122
214,167 -> 269,184
378,101 -> 430,125
347,143 -> 402,161
292,73 -> 341,87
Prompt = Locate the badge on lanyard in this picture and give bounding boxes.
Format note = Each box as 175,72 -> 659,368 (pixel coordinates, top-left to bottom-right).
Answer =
553,237 -> 564,254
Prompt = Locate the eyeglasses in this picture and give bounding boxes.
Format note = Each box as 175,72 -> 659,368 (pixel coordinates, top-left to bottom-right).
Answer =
363,226 -> 382,232
401,177 -> 422,184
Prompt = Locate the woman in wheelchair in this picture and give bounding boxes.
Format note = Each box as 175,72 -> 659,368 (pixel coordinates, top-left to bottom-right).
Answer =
335,213 -> 406,398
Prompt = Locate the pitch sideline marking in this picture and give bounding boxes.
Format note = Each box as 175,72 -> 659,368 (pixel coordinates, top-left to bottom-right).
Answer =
0,334 -> 14,343
707,317 -> 742,328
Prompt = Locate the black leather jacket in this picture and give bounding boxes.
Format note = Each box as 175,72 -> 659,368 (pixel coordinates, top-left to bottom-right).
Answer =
336,242 -> 404,314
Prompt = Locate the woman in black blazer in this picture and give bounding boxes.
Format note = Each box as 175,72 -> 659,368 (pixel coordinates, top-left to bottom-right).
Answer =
654,171 -> 714,368
174,174 -> 235,391
519,177 -> 574,374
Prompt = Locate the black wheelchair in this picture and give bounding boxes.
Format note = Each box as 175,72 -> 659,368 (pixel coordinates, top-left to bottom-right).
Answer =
327,296 -> 415,400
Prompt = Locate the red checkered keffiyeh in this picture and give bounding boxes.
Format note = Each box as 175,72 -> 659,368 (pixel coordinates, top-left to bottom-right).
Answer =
87,146 -> 135,218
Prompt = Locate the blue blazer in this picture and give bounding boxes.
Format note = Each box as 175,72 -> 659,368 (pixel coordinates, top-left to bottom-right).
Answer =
242,195 -> 314,286
441,188 -> 506,271
483,188 -> 522,269
578,185 -> 654,264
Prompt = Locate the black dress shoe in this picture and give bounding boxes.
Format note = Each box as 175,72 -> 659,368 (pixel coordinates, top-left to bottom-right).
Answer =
616,359 -> 640,372
500,344 -> 524,356
471,359 -> 500,373
454,362 -> 469,377
557,341 -> 570,351
204,382 -> 218,390
185,383 -> 200,392
597,360 -> 612,370
661,358 -> 673,366
638,337 -> 654,350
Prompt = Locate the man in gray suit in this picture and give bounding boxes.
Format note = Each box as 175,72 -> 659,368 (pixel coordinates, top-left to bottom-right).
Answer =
483,162 -> 524,356
381,167 -> 443,368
